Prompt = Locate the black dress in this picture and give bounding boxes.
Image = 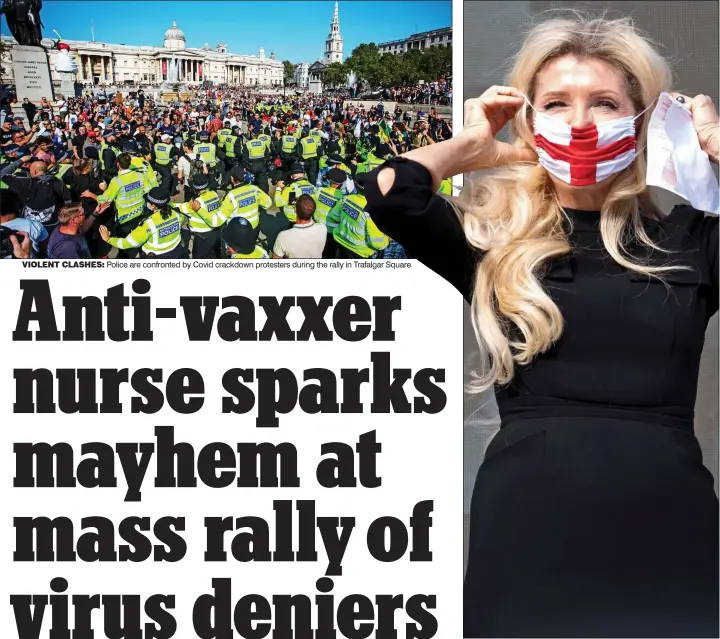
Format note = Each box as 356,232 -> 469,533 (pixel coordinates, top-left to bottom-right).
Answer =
363,158 -> 719,638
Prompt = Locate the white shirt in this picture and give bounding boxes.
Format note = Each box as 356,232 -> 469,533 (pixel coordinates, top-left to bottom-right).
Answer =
273,221 -> 327,259
177,155 -> 192,187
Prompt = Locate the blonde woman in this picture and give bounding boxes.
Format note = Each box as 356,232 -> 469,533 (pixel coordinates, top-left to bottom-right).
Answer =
363,15 -> 719,638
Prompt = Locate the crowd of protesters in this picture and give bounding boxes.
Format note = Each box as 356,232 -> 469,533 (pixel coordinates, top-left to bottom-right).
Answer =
388,78 -> 452,105
1,87 -> 453,260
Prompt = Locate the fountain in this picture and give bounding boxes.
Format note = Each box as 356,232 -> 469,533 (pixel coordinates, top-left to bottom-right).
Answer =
159,53 -> 182,103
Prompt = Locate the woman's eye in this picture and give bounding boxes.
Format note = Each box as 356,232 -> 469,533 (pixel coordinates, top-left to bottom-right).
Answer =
543,101 -> 566,110
596,100 -> 618,110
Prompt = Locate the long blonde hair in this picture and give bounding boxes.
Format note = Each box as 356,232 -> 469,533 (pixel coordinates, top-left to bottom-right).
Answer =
458,14 -> 676,391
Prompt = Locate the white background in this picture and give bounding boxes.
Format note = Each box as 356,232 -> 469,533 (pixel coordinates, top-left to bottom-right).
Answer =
0,261 -> 464,638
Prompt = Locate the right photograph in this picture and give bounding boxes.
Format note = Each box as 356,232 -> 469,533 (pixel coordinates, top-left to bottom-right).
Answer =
459,1 -> 719,637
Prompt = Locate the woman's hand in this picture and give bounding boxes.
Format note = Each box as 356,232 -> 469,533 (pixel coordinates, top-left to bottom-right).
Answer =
378,86 -> 536,193
686,95 -> 719,164
459,86 -> 536,169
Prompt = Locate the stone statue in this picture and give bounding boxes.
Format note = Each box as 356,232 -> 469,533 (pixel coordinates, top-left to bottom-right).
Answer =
0,0 -> 44,47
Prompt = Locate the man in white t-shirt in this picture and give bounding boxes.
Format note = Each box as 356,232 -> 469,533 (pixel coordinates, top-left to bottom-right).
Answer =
272,194 -> 326,259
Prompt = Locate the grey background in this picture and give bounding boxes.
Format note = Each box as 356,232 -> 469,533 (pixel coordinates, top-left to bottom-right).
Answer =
463,0 -> 719,572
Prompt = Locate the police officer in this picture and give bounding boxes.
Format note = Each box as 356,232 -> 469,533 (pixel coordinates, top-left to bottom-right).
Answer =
220,165 -> 272,240
99,186 -> 184,258
355,142 -> 393,175
223,125 -> 244,173
122,139 -> 160,192
216,120 -> 233,148
222,215 -> 270,259
279,125 -> 299,176
318,144 -> 354,188
170,172 -> 226,259
274,162 -> 316,225
95,152 -> 150,258
151,133 -> 179,196
331,175 -> 389,259
99,129 -> 119,183
257,126 -> 272,154
309,121 -> 325,149
297,128 -> 320,187
331,130 -> 345,160
242,125 -> 270,195
313,167 -> 346,259
192,130 -> 224,190
48,151 -> 74,191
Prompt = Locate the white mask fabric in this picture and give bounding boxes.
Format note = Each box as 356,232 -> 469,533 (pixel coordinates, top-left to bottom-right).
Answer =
646,92 -> 719,214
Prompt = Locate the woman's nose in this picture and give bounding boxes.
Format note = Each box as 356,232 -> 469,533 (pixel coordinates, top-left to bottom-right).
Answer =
569,106 -> 594,128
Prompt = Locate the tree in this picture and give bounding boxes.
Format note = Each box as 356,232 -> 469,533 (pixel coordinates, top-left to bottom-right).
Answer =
344,43 -> 382,87
282,60 -> 297,85
323,62 -> 347,89
419,45 -> 452,82
346,42 -> 453,89
391,49 -> 423,87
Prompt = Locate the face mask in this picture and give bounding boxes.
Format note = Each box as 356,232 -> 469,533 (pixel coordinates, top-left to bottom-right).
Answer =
526,96 -> 654,186
646,92 -> 719,214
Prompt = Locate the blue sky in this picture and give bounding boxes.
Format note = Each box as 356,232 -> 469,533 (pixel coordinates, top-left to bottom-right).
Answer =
2,1 -> 451,62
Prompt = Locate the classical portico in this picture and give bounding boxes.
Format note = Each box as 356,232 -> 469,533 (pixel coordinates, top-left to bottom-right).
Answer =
0,19 -> 285,88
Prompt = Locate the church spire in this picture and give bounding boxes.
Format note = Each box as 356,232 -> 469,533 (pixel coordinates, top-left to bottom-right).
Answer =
324,1 -> 343,63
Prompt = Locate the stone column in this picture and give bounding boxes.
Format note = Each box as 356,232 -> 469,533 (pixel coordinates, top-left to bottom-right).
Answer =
101,55 -> 106,82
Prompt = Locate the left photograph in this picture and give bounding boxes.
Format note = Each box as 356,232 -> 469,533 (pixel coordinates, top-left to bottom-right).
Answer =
0,0 -> 452,259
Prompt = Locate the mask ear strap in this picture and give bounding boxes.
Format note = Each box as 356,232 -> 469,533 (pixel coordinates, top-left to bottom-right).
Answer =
634,96 -> 658,121
521,93 -> 538,114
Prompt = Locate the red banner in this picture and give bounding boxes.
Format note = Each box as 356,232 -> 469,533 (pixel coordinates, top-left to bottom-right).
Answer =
199,62 -> 203,78
162,60 -> 167,76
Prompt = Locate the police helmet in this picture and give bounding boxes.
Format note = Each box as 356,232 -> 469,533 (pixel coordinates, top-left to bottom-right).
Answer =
192,173 -> 209,190
222,216 -> 256,255
327,168 -> 346,185
228,165 -> 245,183
146,187 -> 169,208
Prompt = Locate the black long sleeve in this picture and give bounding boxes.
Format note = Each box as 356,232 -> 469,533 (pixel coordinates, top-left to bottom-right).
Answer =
363,157 -> 481,300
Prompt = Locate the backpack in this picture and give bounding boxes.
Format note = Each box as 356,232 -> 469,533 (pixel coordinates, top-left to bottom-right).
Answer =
186,155 -> 205,182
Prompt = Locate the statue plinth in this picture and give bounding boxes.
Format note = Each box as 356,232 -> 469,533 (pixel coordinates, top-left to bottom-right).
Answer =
11,45 -> 54,103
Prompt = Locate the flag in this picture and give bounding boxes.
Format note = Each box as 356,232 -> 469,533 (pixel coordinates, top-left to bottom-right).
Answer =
378,119 -> 391,143
534,123 -> 636,186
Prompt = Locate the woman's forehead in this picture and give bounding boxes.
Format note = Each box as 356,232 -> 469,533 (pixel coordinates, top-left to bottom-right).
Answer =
535,55 -> 628,98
